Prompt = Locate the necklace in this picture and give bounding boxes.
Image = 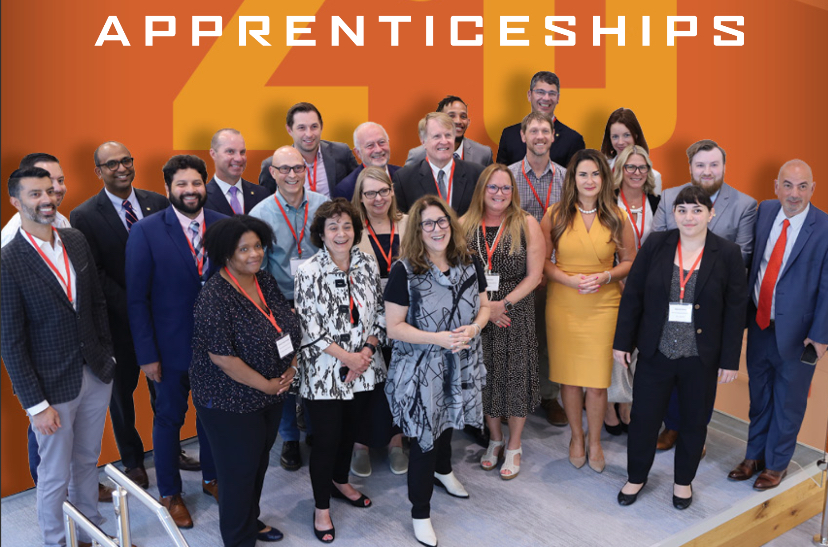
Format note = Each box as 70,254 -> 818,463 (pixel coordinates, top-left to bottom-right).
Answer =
577,205 -> 597,214
629,205 -> 643,214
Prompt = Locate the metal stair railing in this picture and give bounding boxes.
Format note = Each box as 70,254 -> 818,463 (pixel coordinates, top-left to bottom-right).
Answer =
63,501 -> 118,547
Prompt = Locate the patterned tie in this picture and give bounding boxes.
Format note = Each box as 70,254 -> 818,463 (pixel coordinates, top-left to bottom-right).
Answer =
189,220 -> 204,271
123,200 -> 138,231
756,219 -> 790,329
228,186 -> 242,215
453,152 -> 461,160
437,169 -> 447,202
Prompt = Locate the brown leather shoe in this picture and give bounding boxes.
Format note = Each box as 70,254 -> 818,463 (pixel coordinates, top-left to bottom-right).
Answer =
160,494 -> 194,529
753,468 -> 787,490
202,479 -> 219,502
125,466 -> 149,489
656,429 -> 678,451
542,399 -> 568,427
178,450 -> 201,471
727,459 -> 765,481
98,483 -> 113,503
80,538 -> 137,547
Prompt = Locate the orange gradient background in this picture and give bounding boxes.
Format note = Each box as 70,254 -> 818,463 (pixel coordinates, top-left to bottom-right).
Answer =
2,0 -> 827,497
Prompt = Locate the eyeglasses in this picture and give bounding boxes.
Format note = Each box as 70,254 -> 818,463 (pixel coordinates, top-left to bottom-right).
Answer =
623,164 -> 650,174
363,187 -> 391,200
485,184 -> 513,195
97,157 -> 134,171
273,164 -> 307,174
532,89 -> 559,98
420,216 -> 450,232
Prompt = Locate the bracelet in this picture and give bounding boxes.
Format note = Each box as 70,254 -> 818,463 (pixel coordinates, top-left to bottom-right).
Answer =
471,323 -> 482,337
289,364 -> 299,374
362,342 -> 377,355
604,271 -> 612,285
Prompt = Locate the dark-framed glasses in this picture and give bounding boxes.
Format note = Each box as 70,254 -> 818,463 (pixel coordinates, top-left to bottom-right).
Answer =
273,164 -> 307,174
485,184 -> 513,195
363,187 -> 392,200
97,157 -> 134,171
623,164 -> 650,174
420,216 -> 450,232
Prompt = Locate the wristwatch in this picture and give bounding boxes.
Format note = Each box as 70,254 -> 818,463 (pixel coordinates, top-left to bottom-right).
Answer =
504,299 -> 515,312
362,342 -> 377,355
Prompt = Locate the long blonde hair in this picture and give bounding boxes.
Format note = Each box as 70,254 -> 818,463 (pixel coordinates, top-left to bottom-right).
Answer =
612,145 -> 656,195
400,195 -> 471,274
350,166 -> 402,224
461,164 -> 527,254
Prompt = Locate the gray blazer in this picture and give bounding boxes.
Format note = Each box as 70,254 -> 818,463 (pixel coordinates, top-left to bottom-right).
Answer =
652,181 -> 757,265
405,138 -> 493,168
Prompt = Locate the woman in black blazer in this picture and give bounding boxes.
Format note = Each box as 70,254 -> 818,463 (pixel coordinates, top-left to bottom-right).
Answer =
612,185 -> 748,509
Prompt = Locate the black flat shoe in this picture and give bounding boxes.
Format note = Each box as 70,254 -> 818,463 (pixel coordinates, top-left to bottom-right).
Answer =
331,487 -> 372,508
313,512 -> 335,543
617,480 -> 647,506
257,525 -> 284,542
673,485 -> 692,510
604,421 -> 623,436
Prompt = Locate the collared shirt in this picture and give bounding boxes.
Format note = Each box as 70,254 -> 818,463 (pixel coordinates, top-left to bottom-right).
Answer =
454,139 -> 465,160
753,204 -> 810,317
213,174 -> 244,213
1,211 -> 70,248
104,187 -> 144,231
23,229 -> 78,416
509,157 -> 566,223
249,189 -> 328,300
428,158 -> 455,206
172,206 -> 205,236
304,147 -> 331,197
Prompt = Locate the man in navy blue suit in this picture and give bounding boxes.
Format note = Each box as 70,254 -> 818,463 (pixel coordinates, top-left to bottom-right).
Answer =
332,121 -> 401,201
728,159 -> 828,490
126,155 -> 226,527
204,128 -> 270,215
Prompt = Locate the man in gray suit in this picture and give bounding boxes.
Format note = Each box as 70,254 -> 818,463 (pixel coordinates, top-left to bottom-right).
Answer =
405,95 -> 493,168
259,102 -> 359,196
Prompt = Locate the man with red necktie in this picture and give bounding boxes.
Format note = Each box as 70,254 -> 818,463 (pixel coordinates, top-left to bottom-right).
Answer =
728,159 -> 828,490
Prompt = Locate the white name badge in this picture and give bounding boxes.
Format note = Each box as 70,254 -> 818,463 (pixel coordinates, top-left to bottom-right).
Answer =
485,273 -> 500,292
380,277 -> 388,293
290,257 -> 310,276
276,334 -> 294,359
668,302 -> 693,323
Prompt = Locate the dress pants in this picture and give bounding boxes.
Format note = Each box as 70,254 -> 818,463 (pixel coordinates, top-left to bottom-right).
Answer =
27,424 -> 40,483
34,365 -> 112,547
408,429 -> 453,519
304,392 -> 370,509
153,367 -> 216,497
745,320 -> 816,471
109,342 -> 157,469
197,402 -> 283,547
278,393 -> 313,441
627,352 -> 718,486
663,384 -> 715,432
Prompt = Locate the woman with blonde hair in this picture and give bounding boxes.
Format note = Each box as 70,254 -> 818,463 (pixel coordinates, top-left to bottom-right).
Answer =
461,164 -> 544,480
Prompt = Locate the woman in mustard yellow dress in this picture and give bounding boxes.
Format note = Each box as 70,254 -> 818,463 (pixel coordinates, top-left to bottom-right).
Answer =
541,149 -> 636,473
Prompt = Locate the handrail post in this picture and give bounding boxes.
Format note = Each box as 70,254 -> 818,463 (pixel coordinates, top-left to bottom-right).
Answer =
112,485 -> 132,547
62,501 -> 118,547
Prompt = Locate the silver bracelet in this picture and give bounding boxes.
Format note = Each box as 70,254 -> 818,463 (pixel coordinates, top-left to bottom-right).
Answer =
604,271 -> 612,285
471,323 -> 482,337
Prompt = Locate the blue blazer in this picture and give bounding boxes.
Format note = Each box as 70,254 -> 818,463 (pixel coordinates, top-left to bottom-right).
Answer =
125,206 -> 226,371
748,200 -> 828,361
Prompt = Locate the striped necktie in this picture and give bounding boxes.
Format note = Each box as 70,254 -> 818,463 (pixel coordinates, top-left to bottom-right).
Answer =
123,200 -> 138,231
189,220 -> 204,268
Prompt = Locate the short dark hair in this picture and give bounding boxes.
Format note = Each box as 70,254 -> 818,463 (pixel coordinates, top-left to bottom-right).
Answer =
309,198 -> 362,249
162,155 -> 208,187
8,167 -> 51,198
436,95 -> 467,112
529,71 -> 560,91
686,139 -> 726,164
19,153 -> 60,169
673,185 -> 714,211
520,111 -> 554,134
203,215 -> 274,269
286,102 -> 323,128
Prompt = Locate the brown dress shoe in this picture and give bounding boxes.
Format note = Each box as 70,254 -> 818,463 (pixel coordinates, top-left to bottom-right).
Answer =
98,483 -> 113,503
727,459 -> 765,481
656,429 -> 678,451
542,399 -> 568,427
160,494 -> 194,529
178,450 -> 201,471
753,468 -> 787,490
202,479 -> 219,502
80,537 -> 137,547
125,466 -> 150,489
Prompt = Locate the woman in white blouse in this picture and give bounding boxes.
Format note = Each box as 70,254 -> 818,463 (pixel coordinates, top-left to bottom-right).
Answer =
294,198 -> 386,543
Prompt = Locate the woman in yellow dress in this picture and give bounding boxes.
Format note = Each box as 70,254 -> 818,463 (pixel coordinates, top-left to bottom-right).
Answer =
541,149 -> 636,473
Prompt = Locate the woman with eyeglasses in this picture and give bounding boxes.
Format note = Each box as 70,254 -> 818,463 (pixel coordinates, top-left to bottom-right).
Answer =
461,165 -> 544,480
294,198 -> 386,543
601,108 -> 663,195
604,145 -> 662,435
384,195 -> 490,547
348,167 -> 410,477
541,149 -> 636,474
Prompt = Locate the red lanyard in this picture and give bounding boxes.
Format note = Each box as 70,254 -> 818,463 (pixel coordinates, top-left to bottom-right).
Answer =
184,220 -> 205,278
224,268 -> 283,333
26,228 -> 73,303
365,220 -> 396,274
677,241 -> 704,302
481,220 -> 505,272
522,159 -> 555,211
275,196 -> 309,258
427,159 -> 455,204
306,156 -> 319,193
620,190 -> 646,250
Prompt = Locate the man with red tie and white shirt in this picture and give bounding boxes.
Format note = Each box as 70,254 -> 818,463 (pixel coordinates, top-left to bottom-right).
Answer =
728,159 -> 828,490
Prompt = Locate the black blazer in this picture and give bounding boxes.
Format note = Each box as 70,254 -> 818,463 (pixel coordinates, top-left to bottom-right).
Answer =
69,188 -> 169,362
392,158 -> 484,217
1,229 -> 115,409
496,119 -> 585,168
204,178 -> 270,216
259,140 -> 360,195
613,229 -> 748,371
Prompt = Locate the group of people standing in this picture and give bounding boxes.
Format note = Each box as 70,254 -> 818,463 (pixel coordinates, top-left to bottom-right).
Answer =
2,70 -> 826,547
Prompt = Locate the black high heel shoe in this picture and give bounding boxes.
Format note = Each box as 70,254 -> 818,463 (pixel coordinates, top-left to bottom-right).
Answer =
673,484 -> 693,510
331,487 -> 372,508
617,480 -> 647,506
604,404 -> 624,436
313,511 -> 335,543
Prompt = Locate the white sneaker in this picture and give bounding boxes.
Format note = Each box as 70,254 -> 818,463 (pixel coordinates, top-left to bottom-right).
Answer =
413,517 -> 438,547
433,471 -> 469,498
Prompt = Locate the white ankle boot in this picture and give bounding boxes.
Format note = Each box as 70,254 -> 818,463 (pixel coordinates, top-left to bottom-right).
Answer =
433,471 -> 469,498
413,517 -> 438,546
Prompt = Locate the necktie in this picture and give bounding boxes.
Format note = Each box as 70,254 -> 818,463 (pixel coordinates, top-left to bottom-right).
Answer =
228,186 -> 242,215
453,152 -> 461,160
190,220 -> 204,272
437,170 -> 447,202
123,200 -> 138,231
756,218 -> 790,329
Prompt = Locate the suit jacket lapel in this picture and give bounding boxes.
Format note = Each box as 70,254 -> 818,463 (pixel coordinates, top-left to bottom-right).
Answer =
135,188 -> 167,216
95,189 -> 129,245
17,232 -> 76,311
320,141 -> 337,189
749,202 -> 778,288
694,230 -> 720,297
657,231 -> 680,297
418,160 -> 436,199
164,208 -> 200,283
779,206 -> 816,281
206,179 -> 234,216
455,162 -> 475,207
709,184 -> 732,232
241,180 -> 258,213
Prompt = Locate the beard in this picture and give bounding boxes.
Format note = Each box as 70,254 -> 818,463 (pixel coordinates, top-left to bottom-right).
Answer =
21,202 -> 56,225
692,175 -> 724,197
169,191 -> 207,215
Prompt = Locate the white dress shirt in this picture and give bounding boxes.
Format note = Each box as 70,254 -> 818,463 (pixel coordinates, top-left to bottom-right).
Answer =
1,211 -> 70,248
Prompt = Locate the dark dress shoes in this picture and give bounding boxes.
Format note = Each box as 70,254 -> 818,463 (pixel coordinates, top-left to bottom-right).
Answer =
727,459 -> 765,481
617,481 -> 646,506
178,450 -> 201,471
98,483 -> 113,503
202,479 -> 219,502
753,469 -> 787,490
281,440 -> 302,471
656,428 -> 678,450
257,525 -> 284,542
672,485 -> 693,510
542,398 -> 568,427
160,493 -> 193,529
125,466 -> 149,489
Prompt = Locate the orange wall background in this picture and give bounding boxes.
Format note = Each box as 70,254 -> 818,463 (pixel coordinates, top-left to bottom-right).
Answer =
2,0 -> 827,497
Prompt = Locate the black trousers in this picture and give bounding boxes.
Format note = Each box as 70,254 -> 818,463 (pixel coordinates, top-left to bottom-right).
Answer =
408,429 -> 453,519
627,351 -> 718,486
304,392 -> 370,510
109,344 -> 157,469
196,402 -> 283,547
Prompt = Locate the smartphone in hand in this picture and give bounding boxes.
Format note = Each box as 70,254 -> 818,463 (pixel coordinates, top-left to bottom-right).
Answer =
801,343 -> 818,366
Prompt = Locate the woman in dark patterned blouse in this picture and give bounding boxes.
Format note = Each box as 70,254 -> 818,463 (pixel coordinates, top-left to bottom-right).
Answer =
191,215 -> 301,547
